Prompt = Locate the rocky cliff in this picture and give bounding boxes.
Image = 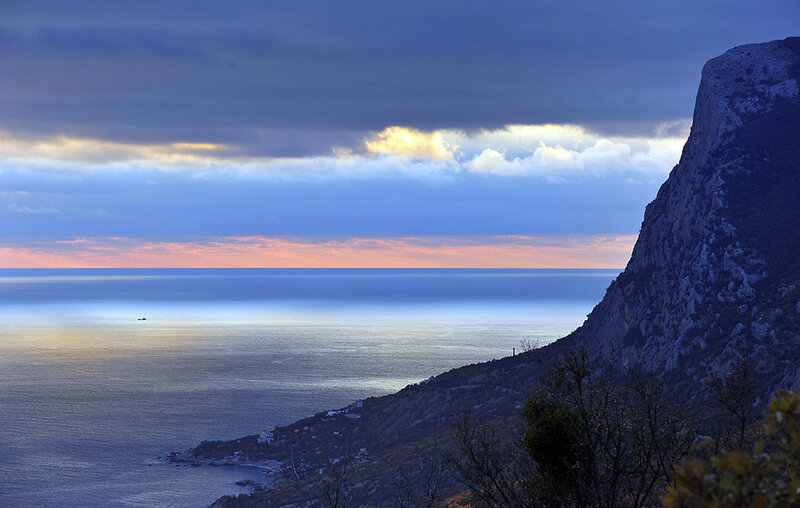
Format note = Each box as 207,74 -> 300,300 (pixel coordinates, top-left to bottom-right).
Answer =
200,37 -> 800,506
571,37 -> 800,403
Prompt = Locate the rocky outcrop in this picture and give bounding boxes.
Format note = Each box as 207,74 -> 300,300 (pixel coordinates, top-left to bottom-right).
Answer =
571,37 -> 800,402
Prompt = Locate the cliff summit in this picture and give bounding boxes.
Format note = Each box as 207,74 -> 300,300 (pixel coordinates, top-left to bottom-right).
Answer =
573,37 -> 800,401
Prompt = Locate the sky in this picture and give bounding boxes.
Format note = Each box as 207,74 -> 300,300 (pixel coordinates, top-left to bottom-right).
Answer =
0,1 -> 798,268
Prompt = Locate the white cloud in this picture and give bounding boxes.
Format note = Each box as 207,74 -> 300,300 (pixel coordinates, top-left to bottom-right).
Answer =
470,148 -> 516,175
577,139 -> 631,170
468,142 -> 584,177
8,203 -> 62,214
629,138 -> 685,173
466,135 -> 679,178
0,121 -> 688,180
444,124 -> 589,158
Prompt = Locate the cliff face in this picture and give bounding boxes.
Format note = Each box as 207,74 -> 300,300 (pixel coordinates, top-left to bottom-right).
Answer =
573,37 -> 800,399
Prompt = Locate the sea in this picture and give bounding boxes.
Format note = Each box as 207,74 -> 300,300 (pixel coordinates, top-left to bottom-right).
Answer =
0,268 -> 617,507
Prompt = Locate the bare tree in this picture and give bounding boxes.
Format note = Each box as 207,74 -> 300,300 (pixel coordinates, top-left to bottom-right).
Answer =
449,414 -> 536,507
519,337 -> 541,354
623,374 -> 696,507
392,432 -> 450,508
709,357 -> 758,449
319,440 -> 355,508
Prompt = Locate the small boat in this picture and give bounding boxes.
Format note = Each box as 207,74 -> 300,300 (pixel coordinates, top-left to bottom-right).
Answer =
137,317 -> 147,321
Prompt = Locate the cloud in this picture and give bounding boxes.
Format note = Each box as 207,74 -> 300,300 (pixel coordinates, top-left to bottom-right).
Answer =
470,148 -> 514,174
466,135 -> 681,178
0,122 -> 686,180
0,131 -> 230,164
629,138 -> 687,172
444,122 -> 688,176
655,119 -> 693,138
363,126 -> 454,160
579,139 -> 632,169
2,1 -> 794,145
445,124 -> 590,157
379,123 -> 687,178
0,190 -> 28,197
0,234 -> 637,269
8,203 -> 62,214
469,143 -> 581,177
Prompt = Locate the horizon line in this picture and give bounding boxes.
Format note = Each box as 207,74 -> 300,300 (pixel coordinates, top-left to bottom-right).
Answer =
0,265 -> 626,270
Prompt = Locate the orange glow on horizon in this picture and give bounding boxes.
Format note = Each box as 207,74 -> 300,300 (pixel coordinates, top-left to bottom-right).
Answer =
0,235 -> 636,269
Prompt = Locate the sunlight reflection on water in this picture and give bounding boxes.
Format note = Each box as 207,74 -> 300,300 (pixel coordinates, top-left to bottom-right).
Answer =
0,269 -> 616,506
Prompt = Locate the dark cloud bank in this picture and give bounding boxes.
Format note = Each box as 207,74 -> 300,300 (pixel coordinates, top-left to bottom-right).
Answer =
1,1 -> 797,154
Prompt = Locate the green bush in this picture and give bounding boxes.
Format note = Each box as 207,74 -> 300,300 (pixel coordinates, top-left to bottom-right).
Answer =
523,396 -> 582,470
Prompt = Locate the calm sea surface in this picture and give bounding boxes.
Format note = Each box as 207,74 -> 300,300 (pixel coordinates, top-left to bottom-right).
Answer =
0,268 -> 617,507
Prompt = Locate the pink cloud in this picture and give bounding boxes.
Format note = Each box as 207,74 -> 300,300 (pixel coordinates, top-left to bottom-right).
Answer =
0,235 -> 636,269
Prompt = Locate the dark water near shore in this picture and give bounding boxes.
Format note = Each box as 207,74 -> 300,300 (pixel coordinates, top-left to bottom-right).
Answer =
0,269 -> 617,507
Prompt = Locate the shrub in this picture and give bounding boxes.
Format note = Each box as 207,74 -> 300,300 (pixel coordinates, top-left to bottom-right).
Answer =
664,390 -> 800,507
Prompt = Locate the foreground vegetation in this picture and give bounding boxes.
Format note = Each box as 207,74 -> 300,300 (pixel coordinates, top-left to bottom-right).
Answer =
451,349 -> 800,508
212,349 -> 798,507
665,390 -> 800,507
